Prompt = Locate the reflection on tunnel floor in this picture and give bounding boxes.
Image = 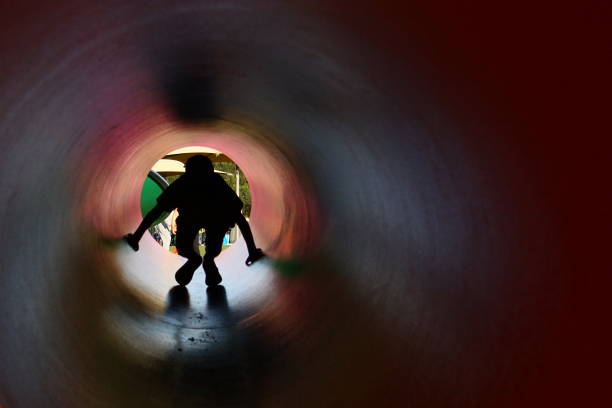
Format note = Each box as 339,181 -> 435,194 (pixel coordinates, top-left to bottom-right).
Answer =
105,238 -> 277,406
161,284 -> 269,405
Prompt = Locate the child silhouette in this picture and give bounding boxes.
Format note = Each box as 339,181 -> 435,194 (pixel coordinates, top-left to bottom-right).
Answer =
124,155 -> 265,286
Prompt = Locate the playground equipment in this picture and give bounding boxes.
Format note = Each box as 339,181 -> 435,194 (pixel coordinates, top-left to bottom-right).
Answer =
0,1 -> 609,407
141,171 -> 169,224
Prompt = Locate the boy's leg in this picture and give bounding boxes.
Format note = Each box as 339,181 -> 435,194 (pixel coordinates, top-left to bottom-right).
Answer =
174,221 -> 202,286
203,228 -> 224,286
235,214 -> 265,266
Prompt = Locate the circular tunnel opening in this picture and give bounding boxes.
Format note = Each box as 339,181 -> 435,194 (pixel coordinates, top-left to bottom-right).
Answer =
86,122 -> 322,324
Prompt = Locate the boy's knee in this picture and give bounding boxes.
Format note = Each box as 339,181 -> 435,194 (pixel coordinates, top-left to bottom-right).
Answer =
204,248 -> 221,260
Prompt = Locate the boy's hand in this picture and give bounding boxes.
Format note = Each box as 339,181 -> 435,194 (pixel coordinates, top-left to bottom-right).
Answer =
123,233 -> 139,251
245,248 -> 265,266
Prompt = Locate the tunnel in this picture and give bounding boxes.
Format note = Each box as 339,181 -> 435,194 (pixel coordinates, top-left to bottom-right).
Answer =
0,1 -> 610,407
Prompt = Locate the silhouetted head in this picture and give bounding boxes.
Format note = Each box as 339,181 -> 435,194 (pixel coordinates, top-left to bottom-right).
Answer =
185,155 -> 214,175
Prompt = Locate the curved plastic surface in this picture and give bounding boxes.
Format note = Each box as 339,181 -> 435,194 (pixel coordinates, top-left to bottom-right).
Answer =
141,170 -> 170,226
0,1 -> 609,407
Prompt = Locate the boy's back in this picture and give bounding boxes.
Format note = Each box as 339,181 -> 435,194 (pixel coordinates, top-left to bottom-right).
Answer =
157,172 -> 243,229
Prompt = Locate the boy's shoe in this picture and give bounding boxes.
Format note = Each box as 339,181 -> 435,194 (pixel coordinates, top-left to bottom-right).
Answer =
245,248 -> 266,266
205,270 -> 222,287
203,262 -> 222,287
123,234 -> 139,251
175,268 -> 196,286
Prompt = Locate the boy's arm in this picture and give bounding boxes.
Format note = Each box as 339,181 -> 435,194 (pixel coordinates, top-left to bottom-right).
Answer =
235,213 -> 266,265
124,204 -> 166,251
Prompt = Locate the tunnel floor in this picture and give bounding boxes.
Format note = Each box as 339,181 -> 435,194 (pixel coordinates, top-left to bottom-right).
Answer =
105,238 -> 279,406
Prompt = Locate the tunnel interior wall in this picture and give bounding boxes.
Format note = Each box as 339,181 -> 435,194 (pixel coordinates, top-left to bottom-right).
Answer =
0,1 -> 609,407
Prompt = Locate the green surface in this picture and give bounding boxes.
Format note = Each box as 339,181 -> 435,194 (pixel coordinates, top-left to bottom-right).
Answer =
140,174 -> 169,226
273,258 -> 305,277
